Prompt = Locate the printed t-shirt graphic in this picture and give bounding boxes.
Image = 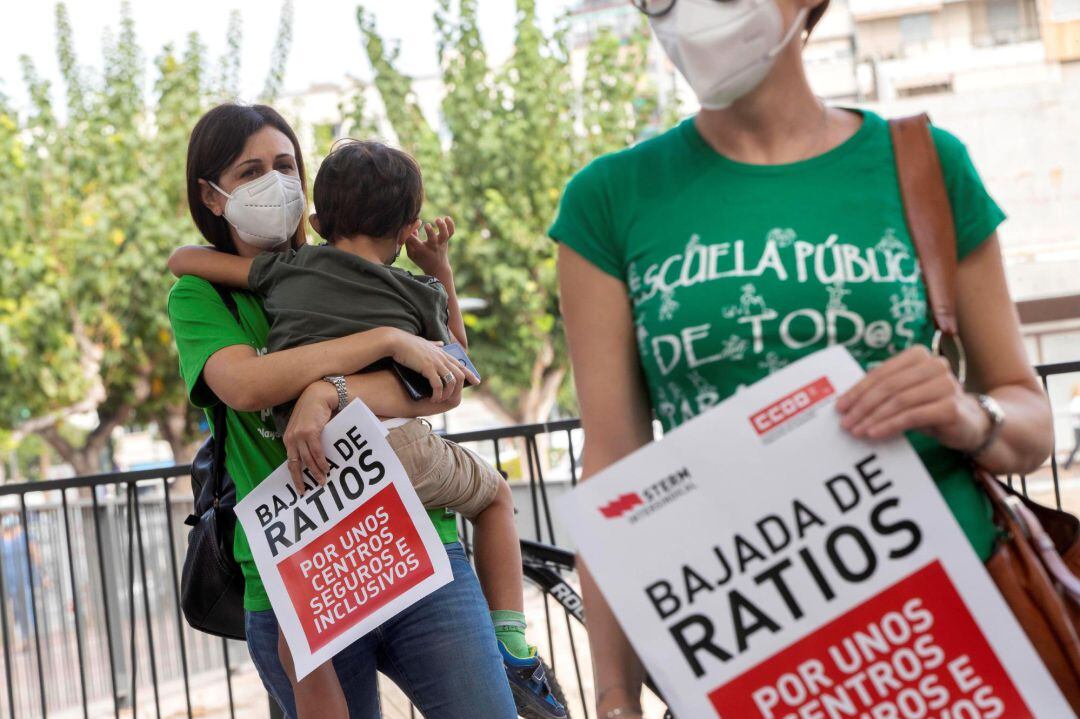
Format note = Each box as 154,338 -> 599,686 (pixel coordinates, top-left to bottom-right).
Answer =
549,110 -> 1005,559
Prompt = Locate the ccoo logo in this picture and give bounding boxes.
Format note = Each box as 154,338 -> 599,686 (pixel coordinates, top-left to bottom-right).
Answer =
750,377 -> 835,437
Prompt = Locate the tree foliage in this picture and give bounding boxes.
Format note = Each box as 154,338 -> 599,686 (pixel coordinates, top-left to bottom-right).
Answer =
0,2 -> 294,474
260,0 -> 294,104
0,0 -> 669,479
356,1 -> 667,423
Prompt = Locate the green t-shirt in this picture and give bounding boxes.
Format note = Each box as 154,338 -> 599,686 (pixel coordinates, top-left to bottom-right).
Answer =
549,110 -> 1005,560
167,275 -> 459,612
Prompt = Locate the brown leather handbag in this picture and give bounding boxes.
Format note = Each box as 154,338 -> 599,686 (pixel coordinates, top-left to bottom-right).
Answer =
891,113 -> 1080,713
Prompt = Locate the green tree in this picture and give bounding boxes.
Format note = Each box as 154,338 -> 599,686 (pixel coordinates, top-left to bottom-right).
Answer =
0,2 -> 294,474
261,0 -> 294,104
356,1 -> 667,424
217,10 -> 243,101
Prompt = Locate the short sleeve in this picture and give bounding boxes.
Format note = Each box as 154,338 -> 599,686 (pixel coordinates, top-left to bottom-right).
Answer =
548,156 -> 624,280
248,250 -> 290,295
167,276 -> 257,408
931,127 -> 1007,260
414,274 -> 453,344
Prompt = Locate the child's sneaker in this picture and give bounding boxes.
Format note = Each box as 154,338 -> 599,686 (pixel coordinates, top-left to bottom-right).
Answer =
498,641 -> 569,719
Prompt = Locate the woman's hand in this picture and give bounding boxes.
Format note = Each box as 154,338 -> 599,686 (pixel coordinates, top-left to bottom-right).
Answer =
387,329 -> 477,402
836,345 -> 988,451
282,381 -> 335,492
406,216 -> 455,278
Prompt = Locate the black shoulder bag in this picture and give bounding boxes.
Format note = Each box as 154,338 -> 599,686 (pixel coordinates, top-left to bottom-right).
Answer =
180,284 -> 246,640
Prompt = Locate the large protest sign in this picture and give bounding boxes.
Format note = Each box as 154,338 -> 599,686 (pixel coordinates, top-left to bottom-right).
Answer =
235,401 -> 452,680
558,346 -> 1071,718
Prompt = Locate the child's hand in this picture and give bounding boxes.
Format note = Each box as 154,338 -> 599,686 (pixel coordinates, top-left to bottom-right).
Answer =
406,216 -> 455,278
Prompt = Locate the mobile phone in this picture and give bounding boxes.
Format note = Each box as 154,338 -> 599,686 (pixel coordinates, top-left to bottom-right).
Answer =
392,343 -> 481,401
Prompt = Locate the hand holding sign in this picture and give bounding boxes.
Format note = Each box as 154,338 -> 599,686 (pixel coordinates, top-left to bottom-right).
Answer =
558,346 -> 1071,718
235,400 -> 452,680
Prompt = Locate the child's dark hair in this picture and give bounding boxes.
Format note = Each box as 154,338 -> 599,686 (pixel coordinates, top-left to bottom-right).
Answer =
313,140 -> 424,242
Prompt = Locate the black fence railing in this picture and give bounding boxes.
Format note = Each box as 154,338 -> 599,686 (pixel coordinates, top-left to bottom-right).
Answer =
0,359 -> 1077,718
1007,359 -> 1080,510
0,464 -> 241,719
0,419 -> 590,719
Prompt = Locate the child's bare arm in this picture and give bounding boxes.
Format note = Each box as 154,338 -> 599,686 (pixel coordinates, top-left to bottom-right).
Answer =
438,269 -> 468,351
277,632 -> 347,719
406,217 -> 468,349
167,246 -> 254,289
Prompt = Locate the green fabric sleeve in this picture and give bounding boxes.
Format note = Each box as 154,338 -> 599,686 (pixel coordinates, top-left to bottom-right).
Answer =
548,156 -> 624,280
167,276 -> 257,408
931,127 -> 1007,260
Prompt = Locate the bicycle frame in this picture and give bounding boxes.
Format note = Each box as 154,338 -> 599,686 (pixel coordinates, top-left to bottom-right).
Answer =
518,538 -> 674,718
522,539 -> 584,621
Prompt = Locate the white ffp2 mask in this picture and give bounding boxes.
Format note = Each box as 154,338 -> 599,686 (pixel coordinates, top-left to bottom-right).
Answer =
209,170 -> 304,250
649,0 -> 809,110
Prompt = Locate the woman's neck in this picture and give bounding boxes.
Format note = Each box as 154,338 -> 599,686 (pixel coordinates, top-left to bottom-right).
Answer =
694,48 -> 860,165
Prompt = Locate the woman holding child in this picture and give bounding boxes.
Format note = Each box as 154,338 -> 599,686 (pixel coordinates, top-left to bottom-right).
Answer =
169,103 -> 565,718
553,1 -> 1056,717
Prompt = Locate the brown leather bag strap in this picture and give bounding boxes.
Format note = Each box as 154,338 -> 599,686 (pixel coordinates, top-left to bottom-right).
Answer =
978,468 -> 1080,604
888,114 -> 960,337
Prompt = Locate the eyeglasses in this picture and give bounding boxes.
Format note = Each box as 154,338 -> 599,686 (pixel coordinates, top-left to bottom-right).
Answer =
631,0 -> 736,18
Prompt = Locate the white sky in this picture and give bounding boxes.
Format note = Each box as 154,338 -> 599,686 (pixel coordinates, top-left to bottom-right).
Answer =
0,0 -> 574,113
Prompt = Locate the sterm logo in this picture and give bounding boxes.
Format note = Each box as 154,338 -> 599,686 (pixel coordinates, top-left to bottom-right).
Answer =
599,468 -> 696,523
599,493 -> 644,519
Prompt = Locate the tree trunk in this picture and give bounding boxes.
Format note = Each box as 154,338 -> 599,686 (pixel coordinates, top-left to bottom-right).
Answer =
37,424 -> 105,477
34,367 -> 152,478
516,339 -> 565,426
516,341 -> 567,482
472,341 -> 567,483
7,451 -> 23,484
476,391 -> 520,428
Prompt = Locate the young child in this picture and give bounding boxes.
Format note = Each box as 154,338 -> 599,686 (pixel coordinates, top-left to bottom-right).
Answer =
169,140 -> 566,719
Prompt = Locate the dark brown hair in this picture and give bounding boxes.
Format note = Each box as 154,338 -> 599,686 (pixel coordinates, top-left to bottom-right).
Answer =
807,0 -> 830,37
186,103 -> 308,254
313,140 -> 424,242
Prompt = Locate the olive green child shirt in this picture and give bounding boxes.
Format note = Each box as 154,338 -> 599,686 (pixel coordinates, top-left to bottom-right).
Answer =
168,276 -> 459,611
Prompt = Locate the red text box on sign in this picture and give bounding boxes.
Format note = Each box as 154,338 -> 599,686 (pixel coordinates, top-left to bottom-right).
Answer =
708,561 -> 1030,719
276,483 -> 434,652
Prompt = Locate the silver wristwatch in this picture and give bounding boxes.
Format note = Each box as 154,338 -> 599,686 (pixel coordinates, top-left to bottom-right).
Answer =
322,375 -> 348,412
970,393 -> 1005,457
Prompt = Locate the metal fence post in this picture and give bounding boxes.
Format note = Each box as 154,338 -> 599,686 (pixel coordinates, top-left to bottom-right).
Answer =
96,489 -> 131,708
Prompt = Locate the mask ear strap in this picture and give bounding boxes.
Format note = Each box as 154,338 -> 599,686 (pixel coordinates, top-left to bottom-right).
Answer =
768,6 -> 810,59
207,179 -> 232,199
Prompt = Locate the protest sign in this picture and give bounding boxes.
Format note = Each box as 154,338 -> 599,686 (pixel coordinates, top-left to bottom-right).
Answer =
235,400 -> 452,680
558,346 -> 1071,718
